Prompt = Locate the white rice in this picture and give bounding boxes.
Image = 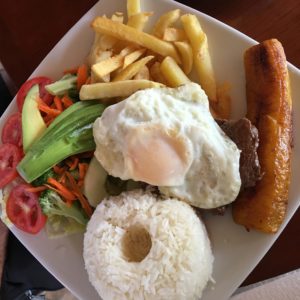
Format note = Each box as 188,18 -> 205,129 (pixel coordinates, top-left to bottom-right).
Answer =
84,189 -> 214,300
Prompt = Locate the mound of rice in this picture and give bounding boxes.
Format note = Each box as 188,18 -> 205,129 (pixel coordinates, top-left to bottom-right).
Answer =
83,190 -> 213,300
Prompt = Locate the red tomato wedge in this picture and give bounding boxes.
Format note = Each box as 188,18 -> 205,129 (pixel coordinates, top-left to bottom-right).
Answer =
0,143 -> 22,188
1,112 -> 22,147
16,77 -> 53,111
6,184 -> 47,234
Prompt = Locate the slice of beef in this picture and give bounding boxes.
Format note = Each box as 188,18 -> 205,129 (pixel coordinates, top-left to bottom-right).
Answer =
217,118 -> 262,189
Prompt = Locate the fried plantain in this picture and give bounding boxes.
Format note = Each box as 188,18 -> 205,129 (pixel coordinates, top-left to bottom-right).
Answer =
232,39 -> 292,233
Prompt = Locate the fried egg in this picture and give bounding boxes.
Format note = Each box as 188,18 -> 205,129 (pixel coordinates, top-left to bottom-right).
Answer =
93,83 -> 241,208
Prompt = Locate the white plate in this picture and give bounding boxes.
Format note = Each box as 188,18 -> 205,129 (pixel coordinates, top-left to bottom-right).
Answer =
0,1 -> 299,300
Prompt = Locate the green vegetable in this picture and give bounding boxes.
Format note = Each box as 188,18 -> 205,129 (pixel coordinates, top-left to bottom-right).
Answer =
17,101 -> 106,183
39,190 -> 88,225
45,75 -> 77,96
46,215 -> 85,238
32,168 -> 56,186
22,84 -> 47,152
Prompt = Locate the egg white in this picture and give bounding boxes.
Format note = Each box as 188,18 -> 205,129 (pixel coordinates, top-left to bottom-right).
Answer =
93,83 -> 241,208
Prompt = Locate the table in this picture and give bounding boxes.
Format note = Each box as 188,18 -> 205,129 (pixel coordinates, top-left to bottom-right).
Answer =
0,0 -> 299,289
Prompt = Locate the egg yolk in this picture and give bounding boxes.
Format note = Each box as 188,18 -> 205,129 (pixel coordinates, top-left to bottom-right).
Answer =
125,125 -> 191,186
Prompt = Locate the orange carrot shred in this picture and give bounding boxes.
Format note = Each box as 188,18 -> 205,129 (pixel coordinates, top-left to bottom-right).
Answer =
61,95 -> 74,108
54,96 -> 63,111
26,186 -> 47,193
47,178 -> 76,201
53,165 -> 65,174
79,163 -> 89,180
69,157 -> 79,171
77,64 -> 88,90
65,172 -> 93,217
38,103 -> 61,116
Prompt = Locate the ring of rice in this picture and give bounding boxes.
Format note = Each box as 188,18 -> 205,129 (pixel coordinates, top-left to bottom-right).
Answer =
83,190 -> 214,300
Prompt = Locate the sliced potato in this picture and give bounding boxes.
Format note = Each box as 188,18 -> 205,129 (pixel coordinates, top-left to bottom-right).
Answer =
92,17 -> 181,63
127,12 -> 153,31
127,0 -> 141,18
113,56 -> 154,81
91,55 -> 123,79
149,62 -> 168,85
163,27 -> 187,41
174,41 -> 193,75
133,65 -> 150,80
160,56 -> 190,87
152,9 -> 181,38
111,12 -> 124,23
181,14 -> 217,102
123,48 -> 146,68
98,34 -> 118,51
80,80 -> 164,100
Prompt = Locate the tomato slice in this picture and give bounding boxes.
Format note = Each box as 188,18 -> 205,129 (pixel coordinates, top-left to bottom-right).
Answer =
1,112 -> 22,147
16,76 -> 53,111
6,184 -> 47,234
0,143 -> 22,188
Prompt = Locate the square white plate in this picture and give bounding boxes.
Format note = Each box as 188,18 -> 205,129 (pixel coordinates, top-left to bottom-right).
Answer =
0,1 -> 299,300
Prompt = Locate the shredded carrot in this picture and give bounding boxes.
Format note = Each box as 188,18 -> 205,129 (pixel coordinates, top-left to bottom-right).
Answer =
77,64 -> 88,90
79,163 -> 89,180
43,184 -> 74,203
53,165 -> 65,174
54,96 -> 63,111
77,179 -> 84,188
61,95 -> 74,108
65,172 -> 93,217
26,186 -> 47,193
38,103 -> 61,116
63,67 -> 78,75
47,178 -> 76,201
69,157 -> 79,171
59,173 -> 66,184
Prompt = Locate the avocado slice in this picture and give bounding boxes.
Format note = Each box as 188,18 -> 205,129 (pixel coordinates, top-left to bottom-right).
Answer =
22,84 -> 47,152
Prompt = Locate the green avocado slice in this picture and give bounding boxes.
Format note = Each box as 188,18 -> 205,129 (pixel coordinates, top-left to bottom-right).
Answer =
22,84 -> 47,152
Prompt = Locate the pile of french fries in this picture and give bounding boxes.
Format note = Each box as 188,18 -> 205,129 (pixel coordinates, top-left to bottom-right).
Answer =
79,0 -> 230,119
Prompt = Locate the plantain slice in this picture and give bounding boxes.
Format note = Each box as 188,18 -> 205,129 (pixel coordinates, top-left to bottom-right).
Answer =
232,39 -> 293,233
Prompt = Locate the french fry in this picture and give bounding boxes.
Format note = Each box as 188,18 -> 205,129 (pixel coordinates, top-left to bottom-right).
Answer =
127,0 -> 141,18
152,9 -> 181,38
92,55 -> 123,79
133,65 -> 150,80
80,80 -> 164,100
127,12 -> 153,31
150,62 -> 168,85
92,17 -> 181,64
113,56 -> 154,81
174,41 -> 193,74
181,14 -> 217,102
91,50 -> 113,83
119,45 -> 137,57
111,12 -> 124,23
160,56 -> 190,87
163,27 -> 187,42
123,48 -> 146,68
98,34 -> 118,51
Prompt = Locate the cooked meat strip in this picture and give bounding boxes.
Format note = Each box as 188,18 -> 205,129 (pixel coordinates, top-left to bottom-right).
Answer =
217,118 -> 262,189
